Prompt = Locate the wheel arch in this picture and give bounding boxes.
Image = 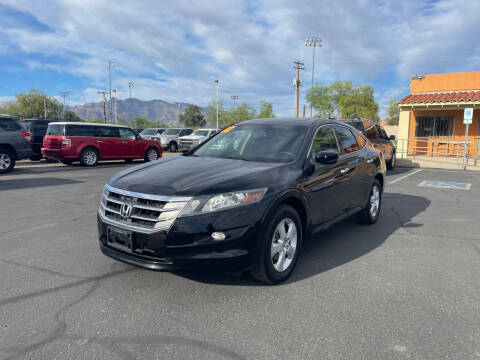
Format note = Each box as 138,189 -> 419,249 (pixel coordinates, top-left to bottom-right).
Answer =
80,145 -> 100,158
0,144 -> 18,159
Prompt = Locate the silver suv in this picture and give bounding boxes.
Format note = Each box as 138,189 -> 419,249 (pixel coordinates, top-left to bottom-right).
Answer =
179,128 -> 219,152
159,128 -> 193,152
0,115 -> 32,173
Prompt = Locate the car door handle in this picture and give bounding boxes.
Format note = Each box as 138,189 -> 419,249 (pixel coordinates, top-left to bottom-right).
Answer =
96,140 -> 103,143
366,158 -> 374,164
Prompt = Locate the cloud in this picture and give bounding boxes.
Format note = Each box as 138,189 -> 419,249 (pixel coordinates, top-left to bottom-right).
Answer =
0,0 -> 479,118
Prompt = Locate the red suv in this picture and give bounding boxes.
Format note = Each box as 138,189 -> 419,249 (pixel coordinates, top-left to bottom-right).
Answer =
42,122 -> 162,167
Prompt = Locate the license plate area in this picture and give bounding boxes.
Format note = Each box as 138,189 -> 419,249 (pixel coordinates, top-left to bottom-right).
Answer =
107,226 -> 134,252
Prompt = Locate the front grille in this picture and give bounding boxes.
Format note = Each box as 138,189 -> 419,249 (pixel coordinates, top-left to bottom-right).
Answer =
99,184 -> 191,233
179,139 -> 197,146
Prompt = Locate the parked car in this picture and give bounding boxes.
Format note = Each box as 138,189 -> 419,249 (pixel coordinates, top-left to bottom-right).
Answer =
159,128 -> 193,152
341,118 -> 396,169
42,122 -> 162,167
140,128 -> 166,140
98,118 -> 386,284
20,118 -> 62,160
0,115 -> 32,173
178,128 -> 219,152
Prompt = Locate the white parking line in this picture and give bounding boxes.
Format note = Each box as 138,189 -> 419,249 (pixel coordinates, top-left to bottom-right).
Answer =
388,169 -> 422,184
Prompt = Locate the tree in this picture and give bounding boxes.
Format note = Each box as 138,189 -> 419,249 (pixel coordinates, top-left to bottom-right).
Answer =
385,98 -> 399,125
258,101 -> 275,118
64,110 -> 83,122
224,103 -> 256,125
307,81 -> 379,121
0,88 -> 63,119
205,101 -> 228,128
179,105 -> 206,127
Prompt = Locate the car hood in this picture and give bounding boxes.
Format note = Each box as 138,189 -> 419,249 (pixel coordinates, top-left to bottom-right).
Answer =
108,156 -> 288,197
180,135 -> 205,141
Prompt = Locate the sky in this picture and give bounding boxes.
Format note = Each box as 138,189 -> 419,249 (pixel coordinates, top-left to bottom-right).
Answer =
1,0 -> 480,118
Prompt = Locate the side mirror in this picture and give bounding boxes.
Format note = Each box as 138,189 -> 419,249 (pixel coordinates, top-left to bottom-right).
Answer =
315,151 -> 338,164
389,135 -> 396,140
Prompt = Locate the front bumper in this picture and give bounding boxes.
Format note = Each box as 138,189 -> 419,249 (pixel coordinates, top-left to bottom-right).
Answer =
97,203 -> 267,272
178,143 -> 196,152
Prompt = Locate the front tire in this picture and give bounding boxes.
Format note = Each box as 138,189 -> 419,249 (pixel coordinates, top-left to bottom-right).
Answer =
168,142 -> 178,153
79,148 -> 99,167
144,147 -> 160,162
250,205 -> 303,284
0,149 -> 15,174
357,179 -> 382,224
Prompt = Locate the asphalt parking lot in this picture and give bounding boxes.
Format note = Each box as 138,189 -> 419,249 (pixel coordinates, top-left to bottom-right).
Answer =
1,161 -> 479,360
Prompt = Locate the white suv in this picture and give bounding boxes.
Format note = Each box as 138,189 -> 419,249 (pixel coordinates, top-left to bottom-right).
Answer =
179,129 -> 219,152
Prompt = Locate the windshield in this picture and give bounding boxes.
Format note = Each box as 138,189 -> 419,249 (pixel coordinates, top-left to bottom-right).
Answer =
163,128 -> 181,135
192,130 -> 210,136
141,128 -> 156,135
191,124 -> 307,163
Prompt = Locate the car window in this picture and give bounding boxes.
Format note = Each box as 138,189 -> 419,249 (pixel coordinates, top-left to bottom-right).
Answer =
31,122 -> 49,135
380,127 -> 389,140
163,129 -> 181,135
334,126 -> 360,154
0,118 -> 23,131
119,128 -> 136,139
98,126 -> 120,138
192,130 -> 210,136
141,128 -> 156,135
356,132 -> 367,148
181,129 -> 193,136
364,122 -> 378,142
67,125 -> 100,137
310,126 -> 339,160
21,121 -> 33,132
156,129 -> 165,135
46,124 -> 65,136
374,125 -> 384,140
192,124 -> 307,163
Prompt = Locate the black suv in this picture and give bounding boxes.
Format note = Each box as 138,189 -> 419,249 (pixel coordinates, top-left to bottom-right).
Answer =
98,118 -> 386,283
342,118 -> 396,169
0,115 -> 32,173
20,118 -> 61,160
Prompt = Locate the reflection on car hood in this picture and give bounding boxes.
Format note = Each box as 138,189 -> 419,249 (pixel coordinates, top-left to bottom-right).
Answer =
108,156 -> 286,196
180,135 -> 205,140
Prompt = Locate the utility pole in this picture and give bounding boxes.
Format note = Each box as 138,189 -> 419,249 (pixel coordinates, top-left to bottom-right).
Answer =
214,80 -> 219,129
293,60 -> 304,118
302,104 -> 306,118
128,81 -> 134,98
230,95 -> 238,109
97,91 -> 109,124
305,37 -> 322,118
108,59 -> 115,122
112,90 -> 118,124
43,97 -> 47,118
59,92 -> 69,118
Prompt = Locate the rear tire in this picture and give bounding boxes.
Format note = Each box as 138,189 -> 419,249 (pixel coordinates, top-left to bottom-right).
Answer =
386,152 -> 395,170
357,179 -> 382,224
79,148 -> 99,167
144,147 -> 160,162
250,205 -> 303,284
168,142 -> 177,153
0,149 -> 15,174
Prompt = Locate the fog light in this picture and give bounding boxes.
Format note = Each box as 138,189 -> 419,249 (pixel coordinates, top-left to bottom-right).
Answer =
211,232 -> 226,241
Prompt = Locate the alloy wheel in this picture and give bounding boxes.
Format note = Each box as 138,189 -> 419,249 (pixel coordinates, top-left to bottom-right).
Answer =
270,218 -> 297,272
0,154 -> 11,170
369,185 -> 380,218
147,149 -> 158,161
84,151 -> 97,166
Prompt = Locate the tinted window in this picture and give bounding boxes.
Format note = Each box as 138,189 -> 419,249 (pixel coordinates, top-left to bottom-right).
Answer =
344,121 -> 363,131
380,127 -> 389,140
141,128 -> 156,135
66,125 -> 100,137
0,118 -> 22,131
119,128 -> 136,139
163,129 -> 181,135
310,126 -> 339,159
334,126 -> 359,154
156,129 -> 165,134
192,124 -> 307,163
180,129 -> 193,136
99,126 -> 120,138
46,124 -> 65,136
31,122 -> 49,135
21,121 -> 33,132
364,122 -> 378,142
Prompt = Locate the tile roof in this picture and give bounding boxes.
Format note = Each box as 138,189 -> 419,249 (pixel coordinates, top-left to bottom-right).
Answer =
399,91 -> 480,104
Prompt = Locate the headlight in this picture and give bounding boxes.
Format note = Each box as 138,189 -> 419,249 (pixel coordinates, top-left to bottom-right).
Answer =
179,188 -> 267,217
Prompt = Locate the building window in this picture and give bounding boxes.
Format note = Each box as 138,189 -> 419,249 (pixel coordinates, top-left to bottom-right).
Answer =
415,115 -> 454,137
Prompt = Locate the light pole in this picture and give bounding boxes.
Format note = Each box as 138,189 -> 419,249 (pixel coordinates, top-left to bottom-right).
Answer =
59,92 -> 69,117
128,81 -> 135,99
108,59 -> 115,122
214,80 -> 219,129
304,37 -> 322,118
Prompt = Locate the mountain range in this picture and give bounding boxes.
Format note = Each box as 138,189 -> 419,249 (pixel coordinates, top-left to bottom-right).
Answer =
71,98 -> 200,125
